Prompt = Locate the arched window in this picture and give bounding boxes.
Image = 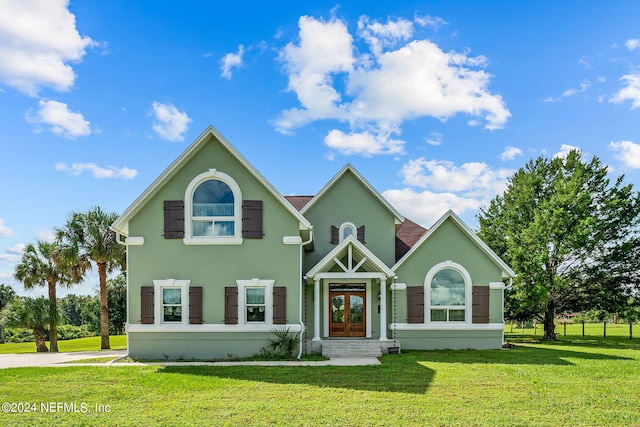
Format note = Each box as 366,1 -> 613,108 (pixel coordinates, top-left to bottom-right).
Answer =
192,180 -> 235,237
339,222 -> 357,242
184,169 -> 242,244
425,261 -> 472,323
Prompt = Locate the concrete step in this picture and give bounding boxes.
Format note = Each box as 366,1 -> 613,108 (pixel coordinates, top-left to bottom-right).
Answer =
321,340 -> 383,358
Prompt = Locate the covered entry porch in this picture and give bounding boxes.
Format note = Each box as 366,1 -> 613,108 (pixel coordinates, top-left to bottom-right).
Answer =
304,235 -> 397,355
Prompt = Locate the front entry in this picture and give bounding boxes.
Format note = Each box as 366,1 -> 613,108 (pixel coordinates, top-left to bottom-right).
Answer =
329,285 -> 366,337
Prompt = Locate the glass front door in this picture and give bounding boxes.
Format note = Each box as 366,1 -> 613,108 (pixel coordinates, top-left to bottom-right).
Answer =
329,287 -> 366,337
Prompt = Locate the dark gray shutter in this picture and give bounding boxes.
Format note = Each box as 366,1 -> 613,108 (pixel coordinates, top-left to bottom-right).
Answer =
273,286 -> 286,325
141,286 -> 154,324
357,225 -> 366,243
242,200 -> 263,239
472,286 -> 490,323
407,286 -> 424,323
164,200 -> 184,239
330,225 -> 339,244
224,287 -> 238,324
189,287 -> 203,324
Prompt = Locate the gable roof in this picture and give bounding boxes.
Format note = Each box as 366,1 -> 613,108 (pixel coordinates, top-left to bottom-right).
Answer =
392,210 -> 516,279
300,164 -> 404,225
284,196 -> 314,211
306,234 -> 395,279
111,125 -> 312,236
395,218 -> 428,262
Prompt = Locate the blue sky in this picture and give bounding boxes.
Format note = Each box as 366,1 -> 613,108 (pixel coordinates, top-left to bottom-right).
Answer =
1,0 -> 640,296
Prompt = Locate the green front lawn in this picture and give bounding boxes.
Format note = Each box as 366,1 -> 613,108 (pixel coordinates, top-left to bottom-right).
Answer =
1,334 -> 639,426
0,336 -> 126,354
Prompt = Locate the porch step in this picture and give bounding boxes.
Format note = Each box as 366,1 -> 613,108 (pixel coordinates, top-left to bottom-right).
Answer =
321,340 -> 383,358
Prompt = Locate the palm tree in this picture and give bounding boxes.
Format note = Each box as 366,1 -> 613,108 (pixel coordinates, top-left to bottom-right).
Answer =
14,242 -> 84,352
0,284 -> 16,343
56,207 -> 125,349
1,297 -> 55,352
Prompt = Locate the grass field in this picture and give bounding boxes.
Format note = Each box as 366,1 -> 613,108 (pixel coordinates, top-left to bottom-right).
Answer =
0,336 -> 127,354
0,332 -> 639,426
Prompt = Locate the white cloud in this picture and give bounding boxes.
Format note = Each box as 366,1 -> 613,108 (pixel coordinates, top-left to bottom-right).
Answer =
610,74 -> 640,109
28,99 -> 91,138
0,218 -> 14,237
150,102 -> 192,142
220,44 -> 245,79
554,144 -> 581,159
399,157 -> 512,198
0,0 -> 95,95
501,146 -> 523,161
425,131 -> 442,146
324,129 -> 405,156
0,243 -> 25,263
275,15 -> 509,156
609,140 -> 640,169
34,229 -> 56,242
357,16 -> 414,58
562,80 -> 590,97
383,188 -> 482,227
55,162 -> 138,179
625,39 -> 640,50
414,14 -> 448,30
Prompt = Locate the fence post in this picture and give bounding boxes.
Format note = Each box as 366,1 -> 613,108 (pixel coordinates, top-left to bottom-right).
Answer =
603,320 -> 607,339
521,321 -> 525,334
534,320 -> 537,335
630,322 -> 633,340
582,320 -> 585,338
563,322 -> 567,337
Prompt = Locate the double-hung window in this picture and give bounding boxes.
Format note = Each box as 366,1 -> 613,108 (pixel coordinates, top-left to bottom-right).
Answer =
162,287 -> 183,322
245,288 -> 266,322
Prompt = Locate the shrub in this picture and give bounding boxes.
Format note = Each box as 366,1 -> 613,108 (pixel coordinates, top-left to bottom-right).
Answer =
261,327 -> 300,360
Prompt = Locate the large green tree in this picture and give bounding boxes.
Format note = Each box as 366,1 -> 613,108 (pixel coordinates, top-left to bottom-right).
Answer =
13,242 -> 85,352
56,207 -> 125,349
1,297 -> 55,352
478,151 -> 640,340
0,284 -> 16,343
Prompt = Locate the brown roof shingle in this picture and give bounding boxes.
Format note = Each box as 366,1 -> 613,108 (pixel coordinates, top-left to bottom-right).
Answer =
285,196 -> 314,211
395,218 -> 428,262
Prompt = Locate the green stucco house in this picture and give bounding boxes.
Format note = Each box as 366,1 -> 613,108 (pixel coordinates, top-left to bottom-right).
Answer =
111,126 -> 516,360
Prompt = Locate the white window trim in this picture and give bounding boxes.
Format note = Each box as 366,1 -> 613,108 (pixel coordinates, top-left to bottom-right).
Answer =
153,279 -> 190,326
236,278 -> 275,325
424,261 -> 473,325
184,169 -> 243,245
339,222 -> 357,242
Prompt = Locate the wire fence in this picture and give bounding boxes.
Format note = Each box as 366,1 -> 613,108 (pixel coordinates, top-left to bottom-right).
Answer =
507,320 -> 636,339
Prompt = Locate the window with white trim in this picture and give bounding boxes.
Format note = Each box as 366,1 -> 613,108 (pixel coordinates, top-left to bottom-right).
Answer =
245,288 -> 266,322
339,222 -> 356,242
153,279 -> 190,325
425,261 -> 472,324
184,169 -> 242,244
236,279 -> 275,325
162,287 -> 183,322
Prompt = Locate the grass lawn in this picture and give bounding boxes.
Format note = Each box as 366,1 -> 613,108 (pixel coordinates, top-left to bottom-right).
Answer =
1,333 -> 639,426
0,336 -> 127,354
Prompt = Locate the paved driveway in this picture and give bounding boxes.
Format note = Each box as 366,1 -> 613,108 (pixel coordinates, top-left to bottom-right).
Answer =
0,350 -> 127,369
